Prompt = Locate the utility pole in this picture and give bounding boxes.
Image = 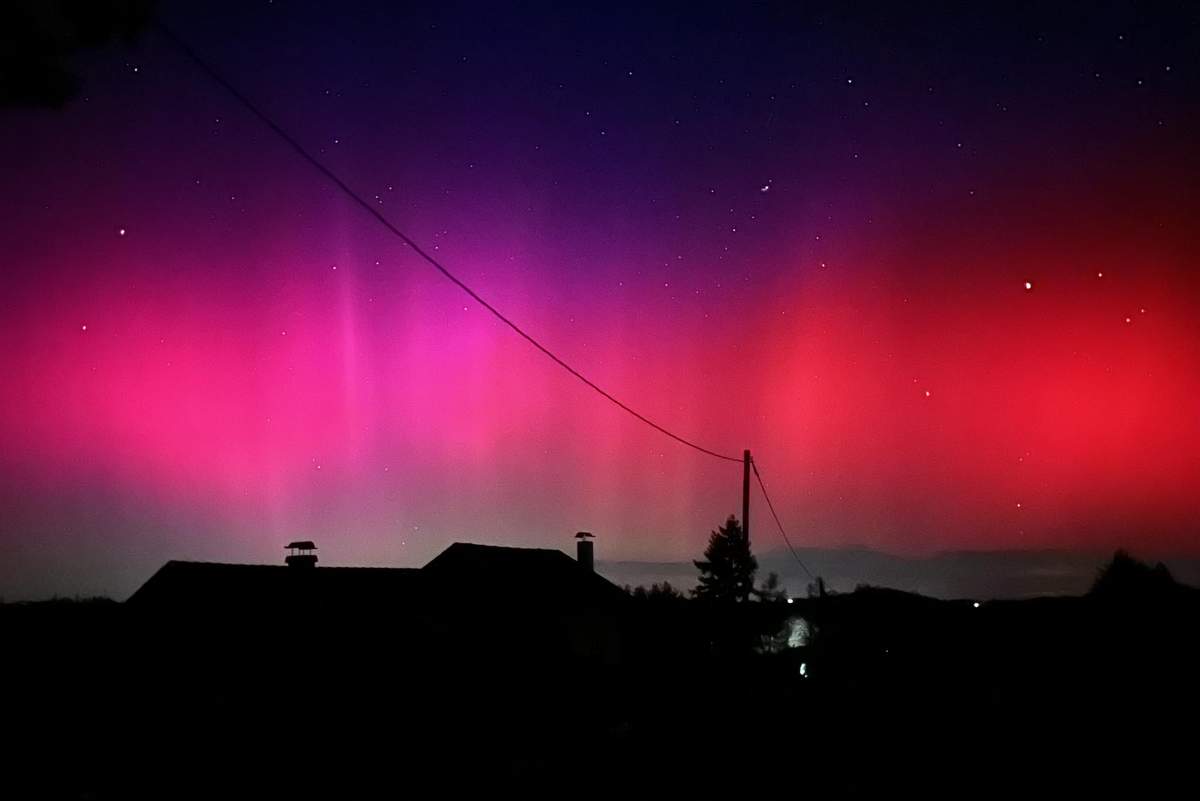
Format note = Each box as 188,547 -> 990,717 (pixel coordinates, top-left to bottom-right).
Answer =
743,449 -> 751,546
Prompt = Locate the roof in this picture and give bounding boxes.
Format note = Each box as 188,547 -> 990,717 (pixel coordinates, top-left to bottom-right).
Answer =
285,541 -> 317,550
128,542 -> 627,612
423,543 -> 627,606
127,561 -> 422,612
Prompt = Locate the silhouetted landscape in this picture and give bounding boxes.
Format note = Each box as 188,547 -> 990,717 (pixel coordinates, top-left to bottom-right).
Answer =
5,539 -> 1198,798
603,546 -> 1200,600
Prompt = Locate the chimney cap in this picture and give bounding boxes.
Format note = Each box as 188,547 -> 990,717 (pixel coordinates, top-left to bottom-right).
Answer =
575,531 -> 594,539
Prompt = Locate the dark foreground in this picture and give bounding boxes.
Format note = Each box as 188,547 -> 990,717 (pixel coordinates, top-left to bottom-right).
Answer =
5,576 -> 1198,799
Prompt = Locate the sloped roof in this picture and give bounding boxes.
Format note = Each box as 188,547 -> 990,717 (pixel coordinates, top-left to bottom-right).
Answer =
127,561 -> 422,612
127,543 -> 627,612
423,542 -> 627,606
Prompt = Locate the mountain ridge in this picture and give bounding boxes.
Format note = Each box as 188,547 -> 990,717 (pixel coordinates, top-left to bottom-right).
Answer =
598,547 -> 1200,600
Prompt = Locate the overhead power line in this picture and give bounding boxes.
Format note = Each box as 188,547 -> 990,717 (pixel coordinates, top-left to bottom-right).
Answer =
751,458 -> 815,580
153,20 -> 743,465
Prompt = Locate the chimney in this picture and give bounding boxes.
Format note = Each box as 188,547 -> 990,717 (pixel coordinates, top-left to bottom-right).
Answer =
575,531 -> 594,572
285,540 -> 318,568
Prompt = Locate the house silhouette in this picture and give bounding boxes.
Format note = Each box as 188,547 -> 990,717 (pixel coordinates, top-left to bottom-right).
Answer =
128,538 -> 627,664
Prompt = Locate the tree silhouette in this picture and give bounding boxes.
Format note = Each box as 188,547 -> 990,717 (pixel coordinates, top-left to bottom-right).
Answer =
1090,549 -> 1178,601
754,571 -> 788,602
693,515 -> 757,602
628,581 -> 686,602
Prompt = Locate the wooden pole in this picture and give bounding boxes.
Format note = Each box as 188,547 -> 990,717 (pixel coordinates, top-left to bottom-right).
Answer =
743,449 -> 751,546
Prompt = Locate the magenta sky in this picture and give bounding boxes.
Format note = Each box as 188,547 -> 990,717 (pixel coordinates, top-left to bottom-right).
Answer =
2,1 -> 1198,598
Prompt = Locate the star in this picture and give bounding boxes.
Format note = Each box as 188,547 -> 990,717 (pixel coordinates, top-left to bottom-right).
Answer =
81,324 -> 87,332
118,228 -> 126,236
1024,281 -> 1033,290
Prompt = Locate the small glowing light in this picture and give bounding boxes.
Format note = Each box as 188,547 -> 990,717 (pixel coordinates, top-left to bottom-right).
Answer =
1024,281 -> 1033,290
1125,317 -> 1132,324
799,662 -> 808,677
118,228 -> 126,236
1097,271 -> 1104,277
973,602 -> 981,609
924,390 -> 931,397
81,324 -> 87,332
1140,308 -> 1146,314
786,597 -> 794,604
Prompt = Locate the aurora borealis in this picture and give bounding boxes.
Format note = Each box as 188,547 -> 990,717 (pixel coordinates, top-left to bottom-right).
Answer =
2,1 -> 1198,599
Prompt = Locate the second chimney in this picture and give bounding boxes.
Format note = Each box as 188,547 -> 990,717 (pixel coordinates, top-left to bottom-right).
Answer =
284,540 -> 318,568
575,531 -> 594,572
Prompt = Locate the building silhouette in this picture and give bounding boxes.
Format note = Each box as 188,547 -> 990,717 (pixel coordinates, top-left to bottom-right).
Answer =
128,534 -> 627,663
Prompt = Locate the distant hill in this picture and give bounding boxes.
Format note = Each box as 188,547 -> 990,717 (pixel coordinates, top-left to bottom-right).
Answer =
599,548 -> 1200,600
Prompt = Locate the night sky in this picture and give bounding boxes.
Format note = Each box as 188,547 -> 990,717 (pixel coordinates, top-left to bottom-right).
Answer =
2,0 -> 1198,599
